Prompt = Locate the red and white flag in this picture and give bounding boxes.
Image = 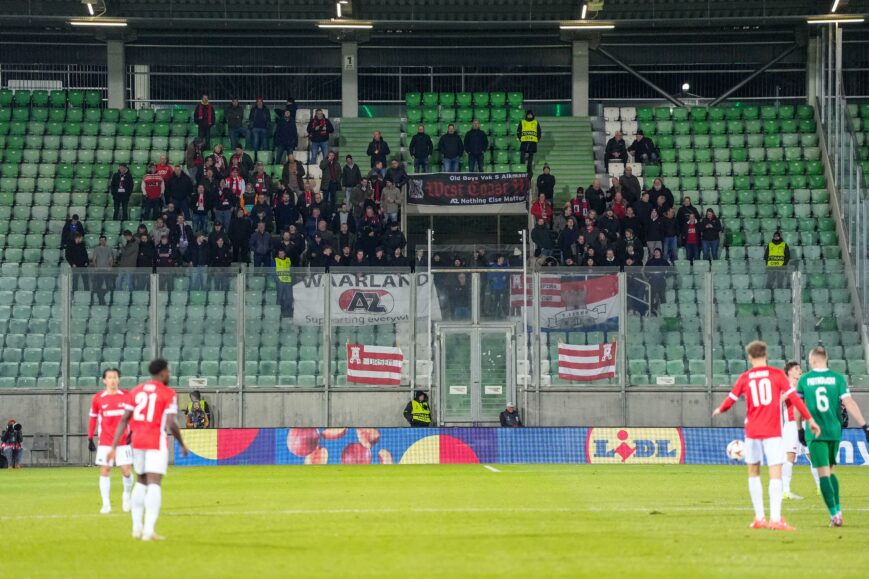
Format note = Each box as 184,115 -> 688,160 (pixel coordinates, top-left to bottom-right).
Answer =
557,342 -> 617,382
346,344 -> 403,385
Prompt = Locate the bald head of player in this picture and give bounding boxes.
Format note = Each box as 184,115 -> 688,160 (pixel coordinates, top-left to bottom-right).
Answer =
809,346 -> 828,370
149,358 -> 170,386
744,340 -> 768,367
102,367 -> 120,393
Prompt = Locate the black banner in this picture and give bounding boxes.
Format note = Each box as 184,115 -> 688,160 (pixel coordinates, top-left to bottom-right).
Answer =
406,172 -> 530,206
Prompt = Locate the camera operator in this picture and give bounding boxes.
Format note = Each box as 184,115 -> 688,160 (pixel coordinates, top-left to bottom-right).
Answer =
2,419 -> 23,469
185,401 -> 210,429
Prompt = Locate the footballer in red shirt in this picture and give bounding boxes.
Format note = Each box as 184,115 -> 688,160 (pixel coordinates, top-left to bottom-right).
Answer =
713,341 -> 820,531
109,359 -> 188,541
87,368 -> 133,514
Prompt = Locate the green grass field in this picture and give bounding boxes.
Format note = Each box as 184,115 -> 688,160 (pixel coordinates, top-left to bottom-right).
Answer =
5,465 -> 869,578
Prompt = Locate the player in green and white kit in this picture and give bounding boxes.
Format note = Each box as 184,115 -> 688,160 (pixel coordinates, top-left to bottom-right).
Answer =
797,347 -> 869,527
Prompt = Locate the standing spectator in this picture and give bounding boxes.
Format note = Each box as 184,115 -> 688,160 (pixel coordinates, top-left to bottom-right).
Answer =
136,232 -> 155,272
660,207 -> 679,263
597,207 -> 620,241
1,420 -> 23,469
306,109 -> 334,165
209,237 -> 232,289
675,196 -> 701,233
250,221 -> 273,268
619,164 -> 641,206
115,230 -> 138,290
389,246 -> 410,267
628,130 -> 658,163
108,163 -> 133,221
517,109 -> 541,175
250,163 -> 273,202
382,180 -> 401,223
186,232 -> 209,291
274,191 -> 299,233
190,183 -> 211,234
155,153 -> 173,183
194,95 -> 215,147
141,164 -> 165,221
225,97 -> 247,150
553,203 -> 572,233
530,193 -> 553,226
155,233 -> 178,274
643,208 -> 664,258
409,124 -> 433,173
229,208 -> 253,264
617,228 -> 643,264
166,165 -> 194,220
66,232 -> 89,289
250,195 -> 274,233
438,124 -> 464,172
633,190 -> 653,224
273,108 -> 298,166
486,255 -> 510,317
585,178 -> 606,216
350,177 -> 371,224
230,146 -> 255,179
61,214 -> 86,251
282,97 -> 298,123
382,221 -> 406,254
207,221 -> 230,252
385,159 -> 409,190
645,247 -> 670,314
532,217 -> 554,257
209,144 -> 229,179
185,138 -> 205,183
611,191 -> 628,220
605,130 -> 628,171
90,235 -> 115,305
247,97 -> 270,152
699,208 -> 722,261
681,212 -> 701,264
341,155 -> 363,207
171,214 -> 194,258
366,131 -> 391,169
320,150 -> 342,212
275,247 -> 294,317
536,165 -> 555,204
620,206 -> 641,242
212,184 -> 236,231
150,216 -> 170,248
463,119 -> 489,172
281,154 -> 305,195
764,230 -> 791,289
571,187 -> 588,220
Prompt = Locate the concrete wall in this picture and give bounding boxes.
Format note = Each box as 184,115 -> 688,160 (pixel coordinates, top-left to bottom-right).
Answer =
10,390 -> 868,466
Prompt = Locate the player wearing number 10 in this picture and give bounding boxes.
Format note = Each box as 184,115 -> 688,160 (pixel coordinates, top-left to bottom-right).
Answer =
713,341 -> 820,531
108,359 -> 188,541
797,346 -> 869,527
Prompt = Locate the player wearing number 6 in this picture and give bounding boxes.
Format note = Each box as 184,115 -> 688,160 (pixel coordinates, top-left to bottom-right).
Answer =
107,359 -> 188,541
797,346 -> 869,527
713,341 -> 820,531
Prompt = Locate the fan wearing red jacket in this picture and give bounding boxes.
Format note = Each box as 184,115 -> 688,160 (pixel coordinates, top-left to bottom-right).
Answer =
713,340 -> 820,531
88,368 -> 133,514
108,359 -> 188,541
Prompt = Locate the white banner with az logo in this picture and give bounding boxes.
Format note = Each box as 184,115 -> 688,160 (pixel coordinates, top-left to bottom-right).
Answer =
293,273 -> 442,326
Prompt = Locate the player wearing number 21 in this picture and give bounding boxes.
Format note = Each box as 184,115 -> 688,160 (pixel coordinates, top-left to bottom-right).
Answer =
107,359 -> 188,541
713,341 -> 820,531
797,346 -> 869,527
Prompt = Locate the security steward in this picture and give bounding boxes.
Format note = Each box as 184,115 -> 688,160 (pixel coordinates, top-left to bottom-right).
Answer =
275,247 -> 294,317
404,390 -> 432,427
763,229 -> 790,289
516,109 -> 542,176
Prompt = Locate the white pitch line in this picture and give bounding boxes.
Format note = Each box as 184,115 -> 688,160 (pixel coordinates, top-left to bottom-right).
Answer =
483,465 -> 501,473
4,505 -> 869,522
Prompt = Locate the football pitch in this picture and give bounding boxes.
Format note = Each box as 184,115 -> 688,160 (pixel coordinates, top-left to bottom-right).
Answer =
5,465 -> 869,578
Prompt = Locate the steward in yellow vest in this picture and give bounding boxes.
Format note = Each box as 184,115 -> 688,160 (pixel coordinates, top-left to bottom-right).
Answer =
516,110 -> 542,176
275,248 -> 294,317
763,230 -> 791,289
404,390 -> 432,427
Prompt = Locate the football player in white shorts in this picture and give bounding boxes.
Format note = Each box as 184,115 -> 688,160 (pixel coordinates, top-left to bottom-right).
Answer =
87,368 -> 133,514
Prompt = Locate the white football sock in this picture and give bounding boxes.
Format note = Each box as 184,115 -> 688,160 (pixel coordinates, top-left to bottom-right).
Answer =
122,475 -> 133,495
769,478 -> 783,523
131,482 -> 147,534
748,476 -> 765,520
143,484 -> 162,537
99,476 -> 111,508
781,461 -> 793,494
811,466 -> 820,489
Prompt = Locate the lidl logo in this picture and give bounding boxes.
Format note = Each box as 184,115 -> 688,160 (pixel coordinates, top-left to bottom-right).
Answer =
586,428 -> 685,464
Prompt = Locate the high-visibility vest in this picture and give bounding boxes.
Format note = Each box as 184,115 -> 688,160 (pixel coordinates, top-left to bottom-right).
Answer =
275,256 -> 293,283
766,241 -> 786,267
520,119 -> 539,143
411,400 -> 431,423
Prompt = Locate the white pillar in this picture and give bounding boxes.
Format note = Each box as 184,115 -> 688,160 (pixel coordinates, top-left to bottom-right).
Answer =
806,36 -> 820,104
133,64 -> 151,109
571,40 -> 590,117
106,39 -> 126,109
342,42 -> 359,119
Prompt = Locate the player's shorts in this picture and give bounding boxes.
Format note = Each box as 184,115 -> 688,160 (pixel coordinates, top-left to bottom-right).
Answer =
95,445 -> 133,467
807,440 -> 840,469
132,448 -> 169,476
782,421 -> 800,454
744,436 -> 784,466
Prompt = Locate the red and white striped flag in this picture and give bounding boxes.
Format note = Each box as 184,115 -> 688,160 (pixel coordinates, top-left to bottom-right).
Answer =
557,342 -> 617,382
346,344 -> 403,385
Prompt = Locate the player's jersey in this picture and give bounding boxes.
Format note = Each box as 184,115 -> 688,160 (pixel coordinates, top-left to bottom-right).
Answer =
123,380 -> 178,451
783,397 -> 797,423
88,390 -> 130,446
727,366 -> 794,439
797,368 -> 850,443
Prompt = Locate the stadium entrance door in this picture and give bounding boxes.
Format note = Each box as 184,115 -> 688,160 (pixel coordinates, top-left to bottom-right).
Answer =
438,325 -> 514,424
